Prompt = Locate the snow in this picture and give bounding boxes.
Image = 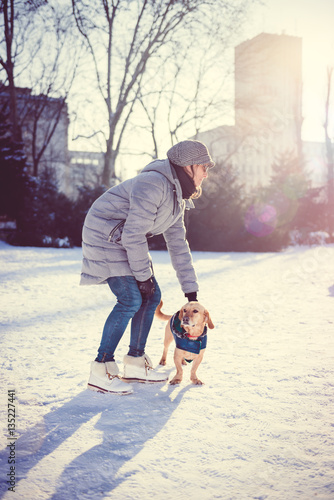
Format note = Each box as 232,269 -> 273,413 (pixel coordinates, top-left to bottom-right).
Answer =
0,240 -> 334,500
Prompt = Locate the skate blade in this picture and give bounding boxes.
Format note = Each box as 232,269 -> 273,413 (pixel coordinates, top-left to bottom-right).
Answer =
121,377 -> 168,384
87,383 -> 133,395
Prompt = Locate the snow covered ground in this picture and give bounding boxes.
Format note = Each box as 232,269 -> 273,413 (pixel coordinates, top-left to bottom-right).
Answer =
0,240 -> 334,500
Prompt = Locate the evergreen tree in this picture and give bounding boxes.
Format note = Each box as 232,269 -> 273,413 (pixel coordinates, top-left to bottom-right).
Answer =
0,110 -> 27,224
9,168 -> 64,246
10,171 -> 105,247
187,164 -> 248,251
244,153 -> 310,250
292,186 -> 330,242
0,108 -> 107,247
69,184 -> 106,246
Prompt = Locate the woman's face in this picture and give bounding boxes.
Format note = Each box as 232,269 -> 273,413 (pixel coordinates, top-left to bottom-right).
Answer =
184,164 -> 210,187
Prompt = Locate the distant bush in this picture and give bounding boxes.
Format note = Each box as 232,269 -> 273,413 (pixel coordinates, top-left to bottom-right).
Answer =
7,167 -> 106,248
187,164 -> 249,251
289,230 -> 330,246
0,110 -> 27,224
186,154 -> 331,252
186,163 -> 288,252
1,118 -> 331,252
68,184 -> 106,246
0,107 -> 111,247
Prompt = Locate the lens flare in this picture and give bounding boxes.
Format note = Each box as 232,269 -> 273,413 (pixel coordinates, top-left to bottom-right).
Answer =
244,204 -> 277,237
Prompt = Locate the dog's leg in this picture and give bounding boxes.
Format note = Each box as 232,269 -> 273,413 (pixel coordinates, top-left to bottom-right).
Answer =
159,323 -> 174,365
190,350 -> 205,385
169,348 -> 184,385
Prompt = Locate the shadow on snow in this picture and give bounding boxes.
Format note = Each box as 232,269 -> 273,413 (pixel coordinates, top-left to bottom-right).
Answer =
0,378 -> 189,499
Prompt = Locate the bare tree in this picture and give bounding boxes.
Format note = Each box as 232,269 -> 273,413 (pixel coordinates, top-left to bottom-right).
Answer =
324,65 -> 334,236
21,3 -> 82,176
135,34 -> 235,162
0,0 -> 82,176
71,0 -> 252,185
0,0 -> 33,141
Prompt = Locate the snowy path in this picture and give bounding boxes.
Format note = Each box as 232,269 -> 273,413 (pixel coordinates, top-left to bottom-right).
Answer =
0,242 -> 334,499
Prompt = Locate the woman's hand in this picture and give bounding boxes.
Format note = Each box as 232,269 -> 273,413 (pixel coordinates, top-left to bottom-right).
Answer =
136,278 -> 156,299
185,291 -> 197,302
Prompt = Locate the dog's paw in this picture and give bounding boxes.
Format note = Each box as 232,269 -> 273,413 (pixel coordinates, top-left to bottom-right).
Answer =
159,358 -> 166,366
191,378 -> 204,385
169,377 -> 182,385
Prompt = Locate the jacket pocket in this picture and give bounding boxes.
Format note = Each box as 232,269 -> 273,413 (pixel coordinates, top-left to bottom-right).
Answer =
107,220 -> 125,244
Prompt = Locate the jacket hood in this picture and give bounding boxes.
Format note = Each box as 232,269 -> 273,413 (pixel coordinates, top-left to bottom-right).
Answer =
140,159 -> 194,209
140,158 -> 176,184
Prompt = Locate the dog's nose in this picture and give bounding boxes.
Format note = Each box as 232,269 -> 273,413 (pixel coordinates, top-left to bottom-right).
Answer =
182,317 -> 189,324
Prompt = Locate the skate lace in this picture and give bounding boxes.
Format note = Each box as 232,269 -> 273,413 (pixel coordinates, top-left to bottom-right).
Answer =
145,360 -> 153,374
107,373 -> 121,380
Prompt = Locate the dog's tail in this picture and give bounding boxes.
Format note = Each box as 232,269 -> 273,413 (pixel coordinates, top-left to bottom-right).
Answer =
154,300 -> 172,321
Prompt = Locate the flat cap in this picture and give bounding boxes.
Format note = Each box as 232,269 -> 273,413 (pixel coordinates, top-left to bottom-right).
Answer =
167,140 -> 215,168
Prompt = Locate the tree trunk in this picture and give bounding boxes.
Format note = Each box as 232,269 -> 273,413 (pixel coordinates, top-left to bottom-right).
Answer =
324,67 -> 334,238
7,73 -> 21,143
3,0 -> 21,142
325,137 -> 334,237
102,139 -> 117,186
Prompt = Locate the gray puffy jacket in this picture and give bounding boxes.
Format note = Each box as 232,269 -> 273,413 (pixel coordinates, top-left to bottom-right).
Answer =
80,159 -> 199,293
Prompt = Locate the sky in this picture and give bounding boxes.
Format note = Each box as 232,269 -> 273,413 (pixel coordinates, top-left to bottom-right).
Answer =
66,0 -> 334,177
245,0 -> 334,142
120,0 -> 334,175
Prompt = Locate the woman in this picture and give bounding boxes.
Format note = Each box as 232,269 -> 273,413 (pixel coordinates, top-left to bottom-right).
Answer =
80,139 -> 215,394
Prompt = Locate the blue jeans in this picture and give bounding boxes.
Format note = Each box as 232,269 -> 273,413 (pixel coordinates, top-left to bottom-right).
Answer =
95,276 -> 161,362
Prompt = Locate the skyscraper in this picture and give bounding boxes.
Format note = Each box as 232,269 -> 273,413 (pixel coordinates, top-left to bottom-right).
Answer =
235,33 -> 303,162
234,33 -> 303,188
196,33 -> 328,190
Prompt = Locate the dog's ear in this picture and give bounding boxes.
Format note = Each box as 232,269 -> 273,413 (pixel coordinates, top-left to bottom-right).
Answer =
204,310 -> 214,329
178,308 -> 184,321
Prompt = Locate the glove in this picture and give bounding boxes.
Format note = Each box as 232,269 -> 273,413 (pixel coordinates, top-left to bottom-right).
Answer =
136,278 -> 155,299
185,291 -> 198,302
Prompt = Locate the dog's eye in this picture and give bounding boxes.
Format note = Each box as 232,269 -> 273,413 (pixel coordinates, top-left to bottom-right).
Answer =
193,309 -> 198,313
183,309 -> 187,312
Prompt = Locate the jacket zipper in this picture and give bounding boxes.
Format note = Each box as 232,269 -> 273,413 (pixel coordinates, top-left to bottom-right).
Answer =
107,220 -> 125,242
172,187 -> 177,215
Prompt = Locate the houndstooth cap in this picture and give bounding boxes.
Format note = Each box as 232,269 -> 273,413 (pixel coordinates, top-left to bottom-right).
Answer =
167,140 -> 215,168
